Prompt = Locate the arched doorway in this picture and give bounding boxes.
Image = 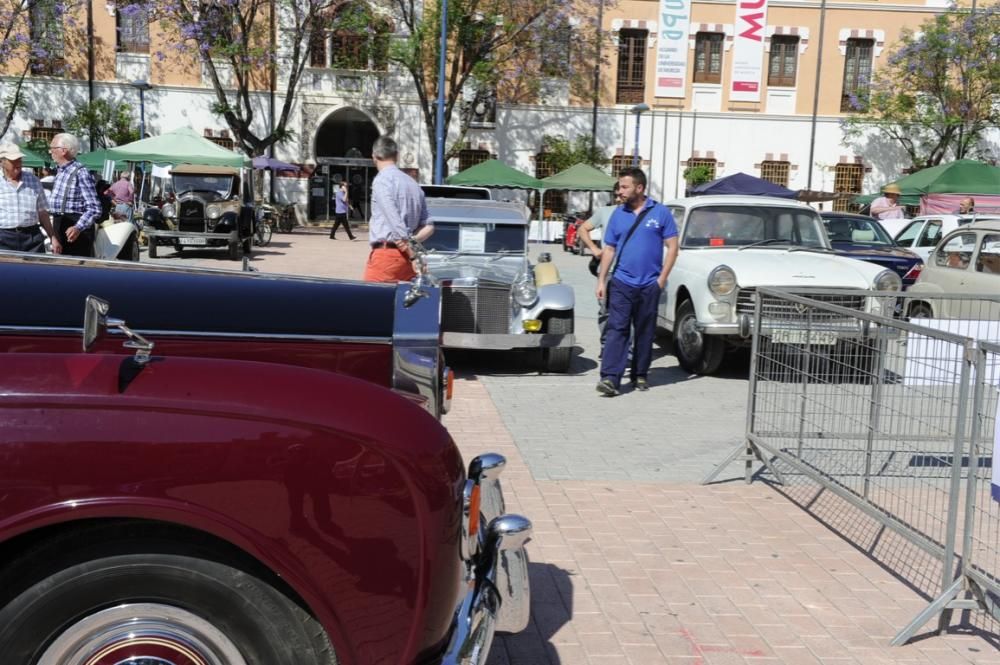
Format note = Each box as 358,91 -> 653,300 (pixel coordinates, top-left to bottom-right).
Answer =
310,107 -> 381,221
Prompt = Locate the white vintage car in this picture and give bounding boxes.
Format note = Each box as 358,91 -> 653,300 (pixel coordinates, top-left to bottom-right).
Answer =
657,195 -> 903,374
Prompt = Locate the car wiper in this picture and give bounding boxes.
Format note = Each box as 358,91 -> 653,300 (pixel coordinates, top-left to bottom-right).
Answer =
738,239 -> 792,251
788,246 -> 835,253
488,248 -> 516,262
443,250 -> 469,262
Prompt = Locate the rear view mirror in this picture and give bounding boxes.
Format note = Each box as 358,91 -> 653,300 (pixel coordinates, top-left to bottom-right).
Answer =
83,295 -> 110,352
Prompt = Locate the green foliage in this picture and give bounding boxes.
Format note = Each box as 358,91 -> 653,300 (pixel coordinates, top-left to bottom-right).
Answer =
683,165 -> 714,186
540,135 -> 609,173
842,4 -> 1000,168
65,99 -> 139,149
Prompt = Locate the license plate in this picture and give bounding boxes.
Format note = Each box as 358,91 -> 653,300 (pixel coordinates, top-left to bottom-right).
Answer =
772,329 -> 838,345
178,237 -> 208,246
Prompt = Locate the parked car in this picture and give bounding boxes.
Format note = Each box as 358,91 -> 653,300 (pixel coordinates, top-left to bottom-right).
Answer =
904,219 -> 1000,319
891,213 -> 1000,262
423,198 -> 575,372
820,211 -> 923,288
0,251 -> 531,665
657,195 -> 903,375
144,164 -> 256,261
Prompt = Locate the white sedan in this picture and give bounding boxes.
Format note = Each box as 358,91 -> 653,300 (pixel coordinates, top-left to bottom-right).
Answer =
657,196 -> 902,374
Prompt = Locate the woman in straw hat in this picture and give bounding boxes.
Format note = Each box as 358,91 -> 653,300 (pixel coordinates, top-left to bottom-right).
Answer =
871,183 -> 905,221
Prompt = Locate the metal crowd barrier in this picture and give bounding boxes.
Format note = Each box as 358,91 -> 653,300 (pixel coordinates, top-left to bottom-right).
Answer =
705,288 -> 1000,645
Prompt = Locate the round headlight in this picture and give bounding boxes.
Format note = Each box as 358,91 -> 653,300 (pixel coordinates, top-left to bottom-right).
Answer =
874,269 -> 902,292
162,203 -> 176,218
513,280 -> 538,307
207,204 -> 222,220
708,265 -> 737,296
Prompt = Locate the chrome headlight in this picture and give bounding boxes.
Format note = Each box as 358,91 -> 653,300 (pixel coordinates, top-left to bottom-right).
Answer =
162,203 -> 176,218
512,279 -> 538,307
206,204 -> 222,220
708,265 -> 737,297
873,269 -> 902,292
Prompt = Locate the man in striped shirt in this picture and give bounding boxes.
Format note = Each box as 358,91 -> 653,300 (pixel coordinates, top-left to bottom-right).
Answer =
0,142 -> 61,254
48,133 -> 101,257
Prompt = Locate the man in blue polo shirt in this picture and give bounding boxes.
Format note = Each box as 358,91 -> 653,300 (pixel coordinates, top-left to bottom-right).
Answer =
595,167 -> 679,396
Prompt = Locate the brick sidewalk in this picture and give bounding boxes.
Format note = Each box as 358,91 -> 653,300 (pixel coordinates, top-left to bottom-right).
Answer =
168,232 -> 999,663
446,377 -> 999,665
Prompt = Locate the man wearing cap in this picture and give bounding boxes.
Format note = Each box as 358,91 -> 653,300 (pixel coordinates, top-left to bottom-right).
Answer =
48,132 -> 101,257
0,142 -> 61,254
871,183 -> 905,221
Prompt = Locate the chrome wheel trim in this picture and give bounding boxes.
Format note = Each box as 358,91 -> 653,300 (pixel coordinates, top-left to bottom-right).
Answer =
676,312 -> 704,361
37,603 -> 247,665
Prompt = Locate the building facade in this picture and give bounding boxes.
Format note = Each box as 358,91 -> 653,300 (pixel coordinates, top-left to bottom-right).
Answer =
0,0 -> 987,216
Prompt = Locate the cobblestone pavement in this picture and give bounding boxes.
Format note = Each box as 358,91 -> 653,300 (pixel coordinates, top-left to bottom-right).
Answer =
157,229 -> 999,663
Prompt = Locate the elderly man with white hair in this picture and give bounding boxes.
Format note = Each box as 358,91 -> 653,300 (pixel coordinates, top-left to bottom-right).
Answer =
48,132 -> 101,257
0,142 -> 61,254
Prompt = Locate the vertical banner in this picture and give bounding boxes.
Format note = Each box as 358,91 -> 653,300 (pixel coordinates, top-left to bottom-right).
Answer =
655,0 -> 693,98
993,392 -> 1000,502
731,0 -> 769,102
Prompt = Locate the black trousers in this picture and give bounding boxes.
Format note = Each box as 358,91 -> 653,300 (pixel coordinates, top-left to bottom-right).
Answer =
330,213 -> 355,239
0,225 -> 45,253
54,214 -> 95,257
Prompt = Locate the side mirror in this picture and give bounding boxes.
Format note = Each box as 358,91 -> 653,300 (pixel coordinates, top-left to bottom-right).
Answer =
83,295 -> 110,352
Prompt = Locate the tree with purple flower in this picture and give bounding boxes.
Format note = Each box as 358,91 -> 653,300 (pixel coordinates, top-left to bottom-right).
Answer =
842,3 -> 1000,169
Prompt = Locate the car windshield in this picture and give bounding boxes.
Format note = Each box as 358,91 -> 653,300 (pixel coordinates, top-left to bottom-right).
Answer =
423,222 -> 526,254
682,205 -> 827,248
173,175 -> 234,198
823,216 -> 893,245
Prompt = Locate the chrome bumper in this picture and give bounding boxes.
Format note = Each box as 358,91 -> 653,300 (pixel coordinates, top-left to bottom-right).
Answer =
441,454 -> 532,665
442,331 -> 574,350
145,229 -> 238,242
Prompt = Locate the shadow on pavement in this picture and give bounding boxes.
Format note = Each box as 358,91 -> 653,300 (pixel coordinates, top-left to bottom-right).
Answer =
489,561 -> 572,664
447,347 -> 597,377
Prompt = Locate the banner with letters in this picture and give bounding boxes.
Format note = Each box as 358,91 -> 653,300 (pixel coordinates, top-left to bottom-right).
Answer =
731,0 -> 769,102
655,0 -> 693,98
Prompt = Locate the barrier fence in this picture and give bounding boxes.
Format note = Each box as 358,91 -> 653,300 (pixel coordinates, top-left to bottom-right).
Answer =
705,288 -> 1000,646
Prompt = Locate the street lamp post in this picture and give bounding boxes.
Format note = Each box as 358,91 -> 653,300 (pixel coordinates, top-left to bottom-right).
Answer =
630,103 -> 650,167
433,0 -> 448,184
130,80 -> 153,140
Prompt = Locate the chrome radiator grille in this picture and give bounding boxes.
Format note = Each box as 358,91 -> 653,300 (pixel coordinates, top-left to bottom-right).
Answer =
737,289 -> 866,317
441,283 -> 511,334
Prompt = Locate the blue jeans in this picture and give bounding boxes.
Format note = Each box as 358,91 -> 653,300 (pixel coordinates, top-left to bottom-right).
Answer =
0,225 -> 45,253
600,277 -> 660,387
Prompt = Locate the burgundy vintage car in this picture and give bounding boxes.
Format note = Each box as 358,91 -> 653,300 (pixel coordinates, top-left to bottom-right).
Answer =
0,251 -> 531,665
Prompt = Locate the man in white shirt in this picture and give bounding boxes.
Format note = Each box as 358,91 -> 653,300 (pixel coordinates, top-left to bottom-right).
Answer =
0,142 -> 61,254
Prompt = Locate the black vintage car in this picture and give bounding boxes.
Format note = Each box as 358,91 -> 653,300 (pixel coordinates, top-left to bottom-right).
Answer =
144,164 -> 256,261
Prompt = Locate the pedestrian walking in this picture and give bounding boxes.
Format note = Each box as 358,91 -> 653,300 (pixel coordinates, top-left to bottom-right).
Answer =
108,171 -> 135,219
363,136 -> 434,283
0,142 -> 61,254
329,180 -> 356,240
48,133 -> 101,257
595,168 -> 679,396
578,183 -> 624,350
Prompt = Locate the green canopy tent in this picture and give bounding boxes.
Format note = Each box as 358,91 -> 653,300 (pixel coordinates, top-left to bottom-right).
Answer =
446,160 -> 554,241
445,159 -> 545,189
77,149 -> 128,172
540,163 -> 615,192
107,126 -> 250,167
856,160 -> 1000,214
19,146 -> 49,170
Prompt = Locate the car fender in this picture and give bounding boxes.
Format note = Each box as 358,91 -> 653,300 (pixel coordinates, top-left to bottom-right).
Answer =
94,221 -> 136,260
0,352 -> 465,665
526,282 -> 574,316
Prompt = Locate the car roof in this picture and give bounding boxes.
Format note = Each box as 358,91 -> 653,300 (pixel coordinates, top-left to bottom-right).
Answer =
666,194 -> 814,209
172,164 -> 239,176
909,213 -> 1000,223
966,219 -> 1000,232
420,184 -> 492,200
426,198 -> 529,225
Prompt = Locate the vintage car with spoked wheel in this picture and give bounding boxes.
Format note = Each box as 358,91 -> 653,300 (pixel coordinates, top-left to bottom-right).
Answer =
0,250 -> 531,665
657,195 -> 903,375
143,164 -> 255,261
422,198 -> 576,372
